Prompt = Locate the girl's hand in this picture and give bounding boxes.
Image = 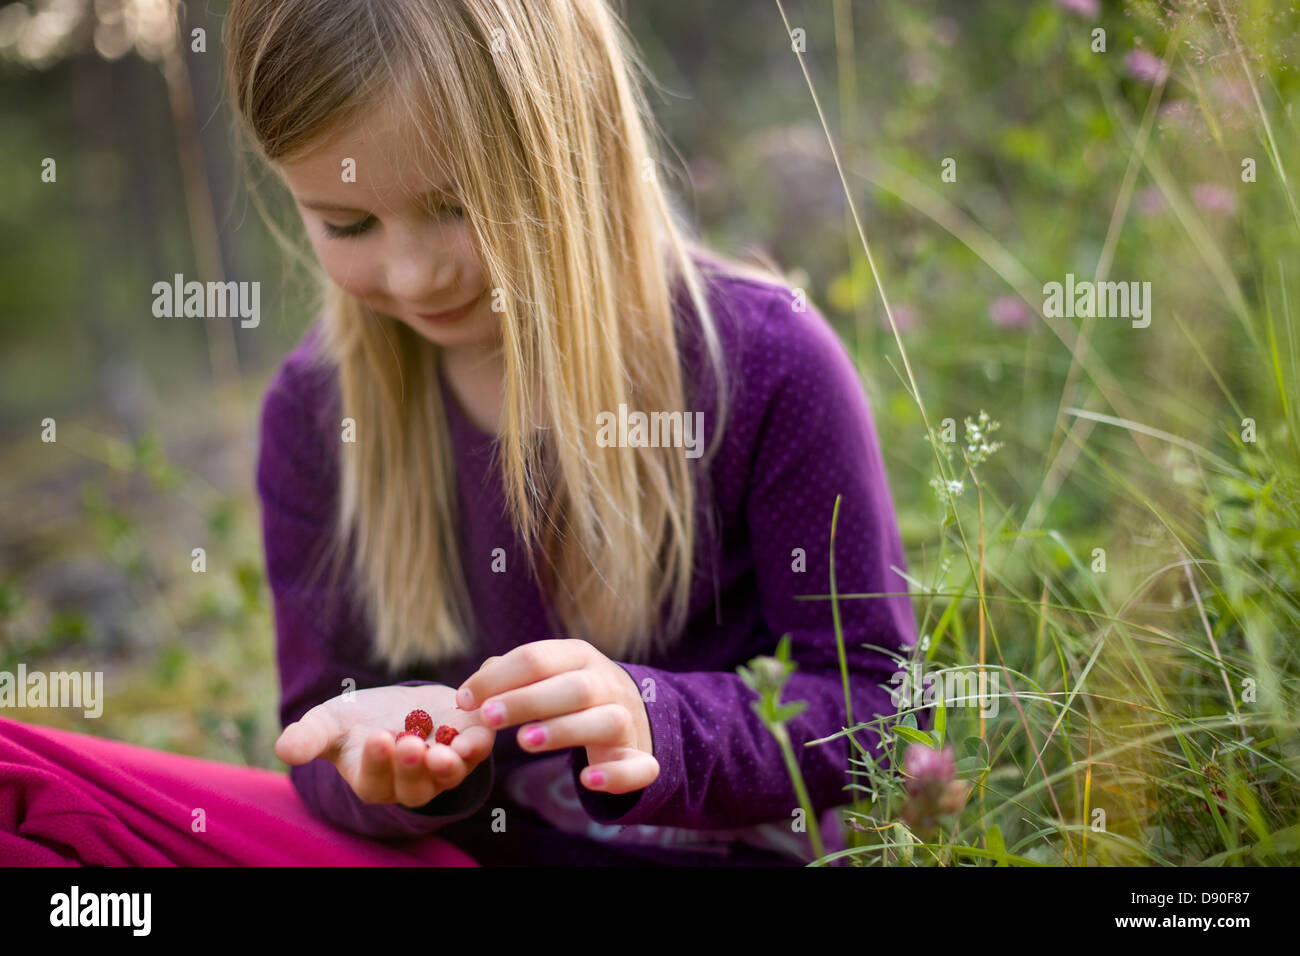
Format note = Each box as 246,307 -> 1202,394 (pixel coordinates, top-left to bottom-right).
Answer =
455,638 -> 658,794
274,684 -> 495,808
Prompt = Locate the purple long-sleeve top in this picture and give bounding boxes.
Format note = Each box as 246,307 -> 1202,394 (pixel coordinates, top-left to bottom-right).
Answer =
256,267 -> 917,866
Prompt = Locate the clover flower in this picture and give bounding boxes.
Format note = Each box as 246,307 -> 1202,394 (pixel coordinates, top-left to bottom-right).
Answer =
899,743 -> 970,837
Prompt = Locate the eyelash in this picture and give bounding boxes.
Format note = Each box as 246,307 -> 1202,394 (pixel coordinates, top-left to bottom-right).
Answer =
323,205 -> 465,240
323,215 -> 377,239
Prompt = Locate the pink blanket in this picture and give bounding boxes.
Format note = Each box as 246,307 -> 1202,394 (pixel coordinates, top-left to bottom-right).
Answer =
0,716 -> 477,866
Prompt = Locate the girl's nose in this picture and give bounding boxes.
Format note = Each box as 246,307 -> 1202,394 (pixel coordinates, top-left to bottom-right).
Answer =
387,235 -> 457,303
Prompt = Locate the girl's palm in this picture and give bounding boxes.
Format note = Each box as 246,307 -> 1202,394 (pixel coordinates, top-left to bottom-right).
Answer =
275,684 -> 494,808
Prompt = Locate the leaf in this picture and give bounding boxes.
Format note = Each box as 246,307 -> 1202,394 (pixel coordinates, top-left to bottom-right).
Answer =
737,664 -> 756,693
986,824 -> 1007,865
1261,527 -> 1300,551
948,844 -> 1046,867
893,822 -> 915,866
776,700 -> 808,723
934,698 -> 946,746
893,725 -> 934,748
954,756 -> 985,774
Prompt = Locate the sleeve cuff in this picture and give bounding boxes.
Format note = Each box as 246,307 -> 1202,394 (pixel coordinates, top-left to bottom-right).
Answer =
568,662 -> 683,825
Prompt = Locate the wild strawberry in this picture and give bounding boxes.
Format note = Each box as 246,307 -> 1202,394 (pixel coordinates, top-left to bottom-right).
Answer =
434,725 -> 459,746
404,709 -> 433,739
395,729 -> 428,745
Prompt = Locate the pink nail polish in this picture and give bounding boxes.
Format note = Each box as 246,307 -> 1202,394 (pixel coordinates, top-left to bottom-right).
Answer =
588,770 -> 605,788
484,702 -> 504,725
524,726 -> 546,747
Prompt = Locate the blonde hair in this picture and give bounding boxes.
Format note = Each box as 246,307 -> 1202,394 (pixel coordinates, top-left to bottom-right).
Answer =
226,0 -> 790,669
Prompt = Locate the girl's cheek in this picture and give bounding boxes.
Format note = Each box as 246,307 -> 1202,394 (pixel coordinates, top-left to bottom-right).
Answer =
438,224 -> 482,281
315,243 -> 386,302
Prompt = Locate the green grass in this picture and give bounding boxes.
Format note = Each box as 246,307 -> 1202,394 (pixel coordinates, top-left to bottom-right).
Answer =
734,0 -> 1300,866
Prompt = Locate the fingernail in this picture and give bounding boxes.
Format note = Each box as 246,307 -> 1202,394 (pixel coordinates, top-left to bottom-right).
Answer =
524,726 -> 546,747
403,753 -> 420,766
458,687 -> 475,709
588,770 -> 606,788
484,702 -> 504,726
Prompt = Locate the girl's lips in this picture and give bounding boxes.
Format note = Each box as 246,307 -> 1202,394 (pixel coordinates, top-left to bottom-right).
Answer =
415,291 -> 485,324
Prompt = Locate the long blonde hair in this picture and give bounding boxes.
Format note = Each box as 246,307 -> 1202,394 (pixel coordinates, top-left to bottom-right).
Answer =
226,0 -> 790,669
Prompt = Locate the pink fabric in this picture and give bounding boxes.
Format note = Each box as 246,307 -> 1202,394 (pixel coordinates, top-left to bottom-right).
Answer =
0,716 -> 478,866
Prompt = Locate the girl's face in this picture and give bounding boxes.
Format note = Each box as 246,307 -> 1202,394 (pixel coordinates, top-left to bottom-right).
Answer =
277,101 -> 499,354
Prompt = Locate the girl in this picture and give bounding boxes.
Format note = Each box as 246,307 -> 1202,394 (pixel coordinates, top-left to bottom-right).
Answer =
0,0 -> 916,869
232,0 -> 917,866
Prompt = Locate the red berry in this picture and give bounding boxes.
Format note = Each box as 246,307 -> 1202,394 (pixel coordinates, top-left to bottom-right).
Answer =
434,725 -> 459,746
395,729 -> 428,744
404,709 -> 433,738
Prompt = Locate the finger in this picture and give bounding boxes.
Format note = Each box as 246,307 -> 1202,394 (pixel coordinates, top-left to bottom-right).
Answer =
517,702 -> 630,754
580,749 -> 660,795
456,639 -> 591,710
423,740 -> 466,791
454,656 -> 501,710
274,704 -> 343,766
425,724 -> 490,790
446,723 -> 494,765
392,736 -> 438,808
353,730 -> 397,804
479,668 -> 605,731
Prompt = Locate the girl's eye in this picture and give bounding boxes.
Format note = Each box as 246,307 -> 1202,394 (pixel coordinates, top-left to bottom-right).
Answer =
321,205 -> 463,240
323,215 -> 377,239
